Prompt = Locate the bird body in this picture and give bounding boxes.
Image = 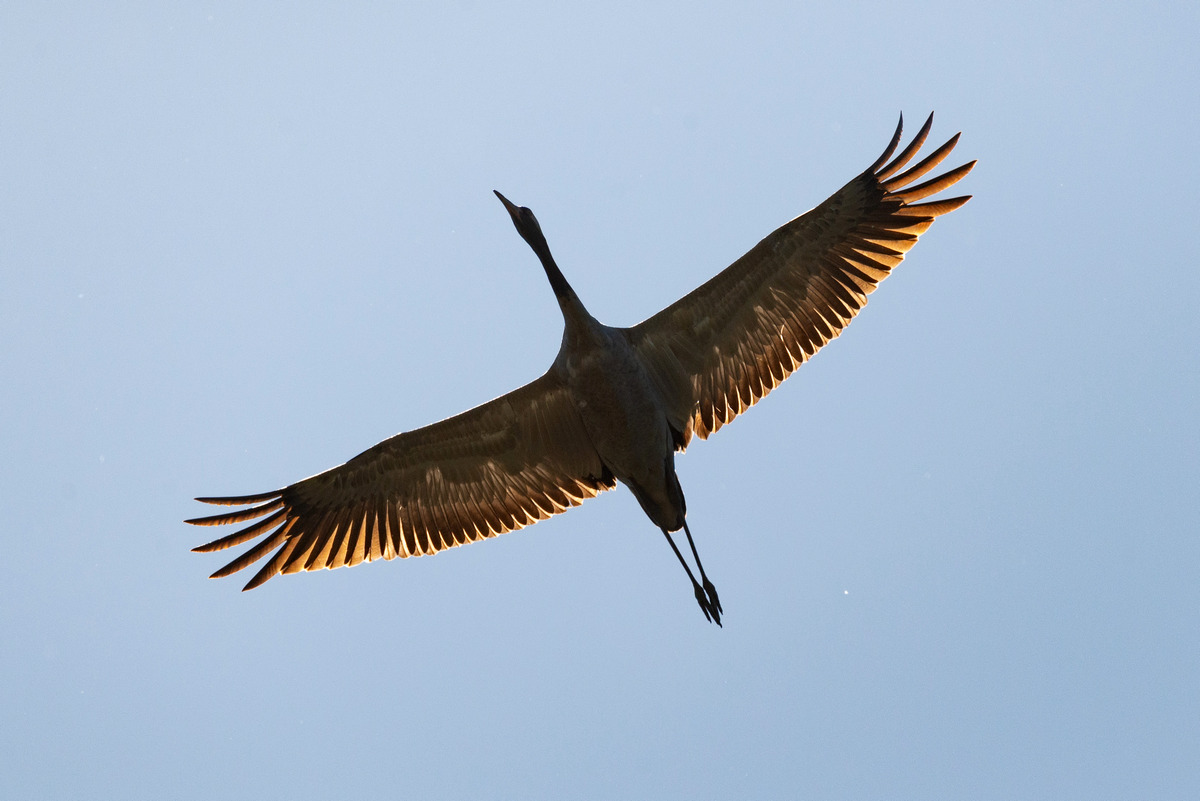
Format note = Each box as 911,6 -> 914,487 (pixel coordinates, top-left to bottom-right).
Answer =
559,314 -> 685,531
188,113 -> 975,625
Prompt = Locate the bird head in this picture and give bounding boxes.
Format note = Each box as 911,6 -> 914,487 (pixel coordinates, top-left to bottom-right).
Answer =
494,190 -> 551,256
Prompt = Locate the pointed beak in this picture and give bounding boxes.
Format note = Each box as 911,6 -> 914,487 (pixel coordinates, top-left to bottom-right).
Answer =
493,190 -> 519,220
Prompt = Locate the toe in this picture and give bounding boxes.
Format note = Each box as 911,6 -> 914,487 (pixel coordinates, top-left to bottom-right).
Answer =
704,579 -> 723,615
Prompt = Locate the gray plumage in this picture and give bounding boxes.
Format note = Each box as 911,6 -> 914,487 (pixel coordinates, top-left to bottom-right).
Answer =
187,113 -> 974,624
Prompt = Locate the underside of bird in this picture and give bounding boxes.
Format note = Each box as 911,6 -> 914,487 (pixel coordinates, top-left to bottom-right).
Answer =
187,112 -> 974,626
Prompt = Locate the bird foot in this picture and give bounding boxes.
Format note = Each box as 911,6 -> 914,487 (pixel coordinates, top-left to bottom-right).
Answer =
695,584 -> 722,627
703,578 -> 723,617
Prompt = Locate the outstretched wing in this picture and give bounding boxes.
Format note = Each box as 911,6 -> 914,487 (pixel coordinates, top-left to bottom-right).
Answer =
627,112 -> 975,444
187,370 -> 615,590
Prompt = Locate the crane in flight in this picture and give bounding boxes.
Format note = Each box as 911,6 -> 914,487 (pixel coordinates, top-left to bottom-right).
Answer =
188,113 -> 974,625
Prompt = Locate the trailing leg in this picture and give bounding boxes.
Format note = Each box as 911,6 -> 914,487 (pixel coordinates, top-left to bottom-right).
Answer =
681,519 -> 721,616
660,527 -> 722,626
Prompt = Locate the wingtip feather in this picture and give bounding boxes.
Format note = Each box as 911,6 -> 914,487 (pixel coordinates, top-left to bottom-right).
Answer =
194,490 -> 284,507
897,194 -> 973,217
191,509 -> 287,553
866,112 -> 905,174
891,161 -> 976,204
185,499 -> 284,528
876,112 -> 935,181
881,132 -> 962,191
205,524 -> 292,581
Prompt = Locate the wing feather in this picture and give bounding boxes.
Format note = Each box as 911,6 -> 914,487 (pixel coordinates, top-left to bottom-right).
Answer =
190,508 -> 287,553
881,133 -> 961,190
188,370 -> 615,589
627,112 -> 974,442
875,112 -> 934,180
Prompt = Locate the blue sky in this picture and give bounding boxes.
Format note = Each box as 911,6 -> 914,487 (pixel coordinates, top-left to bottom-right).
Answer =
3,3 -> 1197,798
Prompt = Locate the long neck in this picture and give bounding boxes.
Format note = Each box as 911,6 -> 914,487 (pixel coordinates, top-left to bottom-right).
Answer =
516,216 -> 593,328
529,237 -> 575,301
541,247 -> 595,334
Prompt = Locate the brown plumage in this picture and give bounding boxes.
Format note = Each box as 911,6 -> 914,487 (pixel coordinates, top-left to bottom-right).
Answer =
188,113 -> 974,624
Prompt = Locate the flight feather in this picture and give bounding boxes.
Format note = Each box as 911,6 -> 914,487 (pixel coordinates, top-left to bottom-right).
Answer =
626,112 -> 974,442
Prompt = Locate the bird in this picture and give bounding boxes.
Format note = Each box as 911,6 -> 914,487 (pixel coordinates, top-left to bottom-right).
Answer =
187,112 -> 974,625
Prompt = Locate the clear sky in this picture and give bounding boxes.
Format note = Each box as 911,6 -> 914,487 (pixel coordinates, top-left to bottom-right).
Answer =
3,3 -> 1197,799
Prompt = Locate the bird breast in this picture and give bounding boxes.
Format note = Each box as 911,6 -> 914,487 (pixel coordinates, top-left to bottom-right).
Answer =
557,324 -> 674,489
